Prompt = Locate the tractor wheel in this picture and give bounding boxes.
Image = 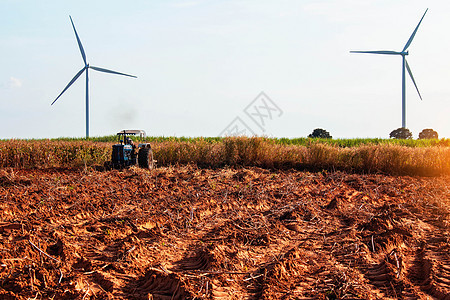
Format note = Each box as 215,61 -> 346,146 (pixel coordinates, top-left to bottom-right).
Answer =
138,148 -> 154,169
104,161 -> 112,171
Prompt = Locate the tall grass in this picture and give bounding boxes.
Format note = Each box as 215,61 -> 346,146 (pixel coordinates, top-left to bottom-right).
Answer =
0,140 -> 110,169
1,137 -> 450,175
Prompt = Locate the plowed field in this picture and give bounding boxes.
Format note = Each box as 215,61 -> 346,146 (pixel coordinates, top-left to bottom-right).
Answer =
1,166 -> 449,299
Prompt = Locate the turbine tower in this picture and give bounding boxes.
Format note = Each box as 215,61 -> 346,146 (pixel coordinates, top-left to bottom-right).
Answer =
52,16 -> 137,138
350,9 -> 428,128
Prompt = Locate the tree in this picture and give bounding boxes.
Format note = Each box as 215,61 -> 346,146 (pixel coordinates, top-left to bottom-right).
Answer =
419,128 -> 438,139
389,128 -> 412,139
308,128 -> 332,139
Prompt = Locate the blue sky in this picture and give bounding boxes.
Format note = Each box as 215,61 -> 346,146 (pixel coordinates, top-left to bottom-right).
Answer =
1,0 -> 449,139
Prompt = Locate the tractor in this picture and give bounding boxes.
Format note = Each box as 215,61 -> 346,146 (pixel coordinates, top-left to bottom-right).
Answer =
106,130 -> 154,169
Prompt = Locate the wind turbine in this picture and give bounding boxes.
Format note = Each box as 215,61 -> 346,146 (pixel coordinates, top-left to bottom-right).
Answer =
51,16 -> 137,138
350,9 -> 428,129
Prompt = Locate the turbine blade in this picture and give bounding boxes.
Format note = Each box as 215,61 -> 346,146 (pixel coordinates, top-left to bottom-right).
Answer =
350,50 -> 402,55
51,67 -> 86,105
405,59 -> 422,100
90,66 -> 137,78
69,16 -> 87,66
402,8 -> 428,52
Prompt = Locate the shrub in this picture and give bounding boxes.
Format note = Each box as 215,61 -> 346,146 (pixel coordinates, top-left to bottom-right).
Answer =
419,128 -> 438,140
389,128 -> 412,139
308,128 -> 332,139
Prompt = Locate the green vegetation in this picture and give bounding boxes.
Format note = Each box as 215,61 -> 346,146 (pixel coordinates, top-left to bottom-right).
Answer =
276,137 -> 450,147
3,136 -> 449,147
1,137 -> 450,176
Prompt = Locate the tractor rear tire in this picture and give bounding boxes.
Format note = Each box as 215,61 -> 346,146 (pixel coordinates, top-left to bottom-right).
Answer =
138,148 -> 154,169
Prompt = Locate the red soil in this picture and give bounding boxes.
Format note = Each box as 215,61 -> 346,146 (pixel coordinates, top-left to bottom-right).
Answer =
0,166 -> 449,299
